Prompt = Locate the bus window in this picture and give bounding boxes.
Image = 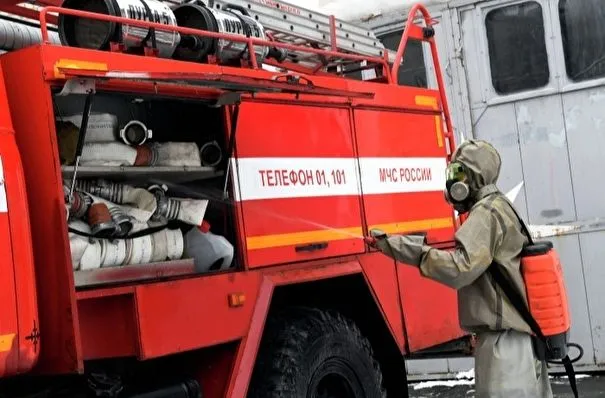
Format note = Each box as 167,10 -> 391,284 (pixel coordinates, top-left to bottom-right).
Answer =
379,31 -> 428,88
485,2 -> 549,94
559,0 -> 605,82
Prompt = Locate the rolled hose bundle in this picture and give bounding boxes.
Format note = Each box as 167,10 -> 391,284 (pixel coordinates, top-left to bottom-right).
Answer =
74,179 -> 157,215
81,142 -> 138,166
71,180 -> 208,232
146,142 -> 202,167
150,185 -> 208,226
79,142 -> 204,167
70,223 -> 184,270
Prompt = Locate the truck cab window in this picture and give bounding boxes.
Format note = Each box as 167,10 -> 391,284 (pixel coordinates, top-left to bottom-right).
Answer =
379,31 -> 428,88
485,2 -> 549,94
559,0 -> 605,82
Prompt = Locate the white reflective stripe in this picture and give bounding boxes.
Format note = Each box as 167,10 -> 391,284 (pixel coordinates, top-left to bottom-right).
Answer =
233,157 -> 448,201
359,157 -> 447,195
0,157 -> 7,213
235,157 -> 359,200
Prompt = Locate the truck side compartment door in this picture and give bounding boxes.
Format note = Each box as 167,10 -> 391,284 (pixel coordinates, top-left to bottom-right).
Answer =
354,98 -> 466,352
234,102 -> 365,268
0,141 -> 19,377
0,70 -> 39,376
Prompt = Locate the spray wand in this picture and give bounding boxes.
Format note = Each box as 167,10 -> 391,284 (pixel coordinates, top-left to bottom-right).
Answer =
147,179 -> 366,240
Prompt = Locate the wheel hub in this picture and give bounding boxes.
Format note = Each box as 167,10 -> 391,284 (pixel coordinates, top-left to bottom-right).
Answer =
308,358 -> 363,398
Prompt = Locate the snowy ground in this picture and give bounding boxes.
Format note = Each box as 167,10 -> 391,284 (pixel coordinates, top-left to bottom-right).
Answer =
408,369 -> 605,397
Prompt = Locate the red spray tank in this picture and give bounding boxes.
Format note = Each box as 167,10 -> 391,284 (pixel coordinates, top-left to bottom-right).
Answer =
488,196 -> 581,397
519,241 -> 572,359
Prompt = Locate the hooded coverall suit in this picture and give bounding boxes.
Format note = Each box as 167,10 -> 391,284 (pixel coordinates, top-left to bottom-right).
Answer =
373,140 -> 553,398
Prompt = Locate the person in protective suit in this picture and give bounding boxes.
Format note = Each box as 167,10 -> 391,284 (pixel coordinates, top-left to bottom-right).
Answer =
366,140 -> 553,398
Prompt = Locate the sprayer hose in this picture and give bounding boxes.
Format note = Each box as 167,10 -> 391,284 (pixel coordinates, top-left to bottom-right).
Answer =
547,342 -> 584,365
68,224 -> 168,240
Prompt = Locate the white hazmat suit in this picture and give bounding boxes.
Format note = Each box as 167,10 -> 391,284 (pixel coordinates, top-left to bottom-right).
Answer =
371,140 -> 553,397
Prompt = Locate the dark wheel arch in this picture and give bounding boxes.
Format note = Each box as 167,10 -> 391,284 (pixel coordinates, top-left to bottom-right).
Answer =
248,306 -> 387,398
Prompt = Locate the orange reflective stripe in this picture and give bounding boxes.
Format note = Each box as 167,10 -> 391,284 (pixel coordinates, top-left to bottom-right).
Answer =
414,95 -> 438,108
53,59 -> 108,79
368,217 -> 453,235
434,115 -> 444,148
246,217 -> 454,250
415,95 -> 444,148
246,227 -> 362,250
0,333 -> 15,353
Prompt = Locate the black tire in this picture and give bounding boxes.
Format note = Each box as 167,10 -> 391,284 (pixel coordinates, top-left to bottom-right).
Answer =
248,307 -> 387,398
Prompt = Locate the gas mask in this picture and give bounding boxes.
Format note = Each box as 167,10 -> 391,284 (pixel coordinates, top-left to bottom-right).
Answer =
444,162 -> 473,214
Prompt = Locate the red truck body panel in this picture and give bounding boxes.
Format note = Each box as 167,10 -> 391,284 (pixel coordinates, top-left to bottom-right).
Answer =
1,46 -> 83,374
0,3 -> 468,396
354,107 -> 460,351
0,63 -> 39,378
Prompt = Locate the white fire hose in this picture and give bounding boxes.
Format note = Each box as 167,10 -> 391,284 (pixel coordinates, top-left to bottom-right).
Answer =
81,142 -> 138,166
60,113 -> 118,143
72,226 -> 185,270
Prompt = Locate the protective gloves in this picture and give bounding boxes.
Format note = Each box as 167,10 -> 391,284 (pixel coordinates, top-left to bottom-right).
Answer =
366,228 -> 428,267
364,228 -> 387,246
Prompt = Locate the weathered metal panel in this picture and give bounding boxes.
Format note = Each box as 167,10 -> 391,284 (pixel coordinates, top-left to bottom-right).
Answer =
578,231 -> 605,363
471,104 -> 529,220
447,8 -> 474,140
549,234 -> 595,366
406,358 -> 449,376
428,17 -> 449,93
430,10 -> 472,140
460,8 -> 485,105
562,87 -> 605,220
514,96 -> 576,224
405,357 -> 475,378
447,357 -> 474,373
428,16 -> 450,91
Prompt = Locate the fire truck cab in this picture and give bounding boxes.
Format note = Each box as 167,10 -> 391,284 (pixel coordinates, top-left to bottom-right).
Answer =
0,1 -> 469,397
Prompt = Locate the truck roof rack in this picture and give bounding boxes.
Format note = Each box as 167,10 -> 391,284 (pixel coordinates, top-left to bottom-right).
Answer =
205,0 -> 388,65
1,0 -> 394,76
1,0 -> 443,86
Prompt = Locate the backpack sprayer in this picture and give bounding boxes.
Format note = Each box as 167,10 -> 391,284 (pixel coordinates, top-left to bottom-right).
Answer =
488,196 -> 583,398
440,152 -> 583,397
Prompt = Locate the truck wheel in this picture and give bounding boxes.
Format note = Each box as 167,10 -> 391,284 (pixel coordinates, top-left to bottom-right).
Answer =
248,307 -> 387,398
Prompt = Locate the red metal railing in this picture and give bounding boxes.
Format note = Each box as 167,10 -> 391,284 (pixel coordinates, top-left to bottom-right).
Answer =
393,3 -> 455,158
38,6 -> 393,83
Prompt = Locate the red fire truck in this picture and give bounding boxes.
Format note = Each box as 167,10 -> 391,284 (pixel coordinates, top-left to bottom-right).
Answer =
0,0 -> 469,397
